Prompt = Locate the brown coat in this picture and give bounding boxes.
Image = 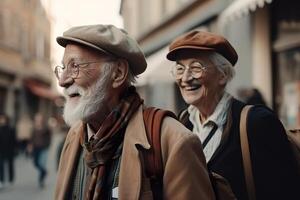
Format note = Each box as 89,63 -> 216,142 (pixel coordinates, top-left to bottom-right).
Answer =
55,106 -> 215,200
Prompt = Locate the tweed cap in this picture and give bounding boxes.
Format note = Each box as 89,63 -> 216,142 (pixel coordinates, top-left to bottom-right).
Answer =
57,24 -> 147,75
167,30 -> 238,66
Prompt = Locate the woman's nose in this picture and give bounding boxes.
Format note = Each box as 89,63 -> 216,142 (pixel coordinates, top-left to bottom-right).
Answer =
181,68 -> 193,82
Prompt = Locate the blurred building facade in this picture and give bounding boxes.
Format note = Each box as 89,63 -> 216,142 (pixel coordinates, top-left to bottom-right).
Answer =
0,0 -> 58,134
120,0 -> 300,128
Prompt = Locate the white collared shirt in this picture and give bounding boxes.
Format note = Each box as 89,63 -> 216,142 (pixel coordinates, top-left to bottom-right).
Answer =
188,92 -> 232,162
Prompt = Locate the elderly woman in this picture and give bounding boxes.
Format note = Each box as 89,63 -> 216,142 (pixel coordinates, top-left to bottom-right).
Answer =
166,30 -> 300,200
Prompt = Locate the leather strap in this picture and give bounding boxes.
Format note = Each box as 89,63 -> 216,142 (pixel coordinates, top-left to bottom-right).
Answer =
144,107 -> 163,179
202,123 -> 218,149
240,105 -> 256,200
143,107 -> 177,199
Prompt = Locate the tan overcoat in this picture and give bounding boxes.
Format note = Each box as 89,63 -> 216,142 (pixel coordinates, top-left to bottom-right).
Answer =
55,106 -> 215,200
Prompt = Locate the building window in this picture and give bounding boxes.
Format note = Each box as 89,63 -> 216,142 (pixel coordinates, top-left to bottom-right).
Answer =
0,13 -> 3,40
11,18 -> 20,50
3,10 -> 10,46
277,47 -> 300,128
21,25 -> 30,60
272,0 -> 300,126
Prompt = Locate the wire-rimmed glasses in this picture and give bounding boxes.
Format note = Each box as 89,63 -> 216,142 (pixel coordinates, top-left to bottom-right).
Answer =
54,60 -> 113,80
171,61 -> 208,80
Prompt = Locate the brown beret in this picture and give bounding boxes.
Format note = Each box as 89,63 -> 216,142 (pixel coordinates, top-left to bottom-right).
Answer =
56,24 -> 147,75
166,30 -> 238,66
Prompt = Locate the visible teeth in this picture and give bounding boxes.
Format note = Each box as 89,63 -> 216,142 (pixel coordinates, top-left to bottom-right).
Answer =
185,85 -> 201,90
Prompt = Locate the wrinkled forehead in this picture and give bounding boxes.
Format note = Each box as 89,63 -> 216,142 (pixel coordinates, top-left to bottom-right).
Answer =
63,43 -> 116,61
175,49 -> 214,64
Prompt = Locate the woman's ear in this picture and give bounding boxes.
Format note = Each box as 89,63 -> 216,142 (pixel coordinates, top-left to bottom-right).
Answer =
218,73 -> 227,86
112,59 -> 129,88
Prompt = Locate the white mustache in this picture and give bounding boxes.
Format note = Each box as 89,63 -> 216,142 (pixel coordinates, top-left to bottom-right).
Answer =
63,85 -> 85,97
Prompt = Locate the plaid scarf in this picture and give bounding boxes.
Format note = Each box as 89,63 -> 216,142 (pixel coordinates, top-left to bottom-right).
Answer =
80,87 -> 143,200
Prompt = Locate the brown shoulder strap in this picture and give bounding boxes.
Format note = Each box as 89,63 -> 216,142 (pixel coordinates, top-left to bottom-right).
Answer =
240,105 -> 256,200
178,109 -> 188,122
144,107 -> 162,178
143,107 -> 176,198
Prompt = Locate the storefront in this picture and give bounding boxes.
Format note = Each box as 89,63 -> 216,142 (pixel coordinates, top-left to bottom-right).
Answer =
272,0 -> 300,128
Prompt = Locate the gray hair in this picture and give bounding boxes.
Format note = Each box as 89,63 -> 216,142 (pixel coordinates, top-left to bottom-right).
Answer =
126,66 -> 137,85
100,61 -> 115,79
208,52 -> 235,84
103,59 -> 137,85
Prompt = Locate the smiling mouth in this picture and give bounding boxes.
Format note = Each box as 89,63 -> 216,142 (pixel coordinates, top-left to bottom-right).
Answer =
68,93 -> 81,98
183,84 -> 202,91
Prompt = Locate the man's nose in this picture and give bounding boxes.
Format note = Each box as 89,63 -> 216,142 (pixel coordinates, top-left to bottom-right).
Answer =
58,71 -> 74,88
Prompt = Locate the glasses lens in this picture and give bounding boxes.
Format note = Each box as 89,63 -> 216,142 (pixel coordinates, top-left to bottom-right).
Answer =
171,62 -> 207,79
190,62 -> 205,78
171,64 -> 185,79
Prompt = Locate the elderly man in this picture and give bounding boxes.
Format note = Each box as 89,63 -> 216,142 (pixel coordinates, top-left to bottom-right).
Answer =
167,30 -> 300,200
54,25 -> 214,200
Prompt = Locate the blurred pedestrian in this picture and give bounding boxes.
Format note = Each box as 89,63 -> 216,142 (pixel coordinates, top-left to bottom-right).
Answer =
0,114 -> 16,189
28,113 -> 51,188
167,29 -> 300,200
54,24 -> 214,199
16,116 -> 33,157
245,88 -> 266,106
237,87 -> 267,106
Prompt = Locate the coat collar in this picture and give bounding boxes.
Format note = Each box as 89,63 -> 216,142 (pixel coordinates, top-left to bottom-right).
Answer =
55,105 -> 149,200
55,121 -> 84,200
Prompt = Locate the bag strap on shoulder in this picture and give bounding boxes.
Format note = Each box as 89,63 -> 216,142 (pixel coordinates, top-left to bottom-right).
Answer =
178,108 -> 194,131
143,107 -> 176,199
240,105 -> 256,200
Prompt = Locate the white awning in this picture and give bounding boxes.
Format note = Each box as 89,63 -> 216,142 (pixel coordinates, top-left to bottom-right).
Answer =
135,46 -> 174,86
219,0 -> 273,25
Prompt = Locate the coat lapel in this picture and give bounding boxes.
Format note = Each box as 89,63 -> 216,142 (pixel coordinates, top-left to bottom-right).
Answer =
118,105 -> 150,200
55,122 -> 83,200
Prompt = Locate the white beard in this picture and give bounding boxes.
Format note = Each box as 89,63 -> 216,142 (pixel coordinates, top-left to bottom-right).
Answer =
63,66 -> 112,126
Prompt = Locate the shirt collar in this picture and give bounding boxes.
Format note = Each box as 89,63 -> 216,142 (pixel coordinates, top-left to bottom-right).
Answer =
207,92 -> 232,127
188,92 -> 232,127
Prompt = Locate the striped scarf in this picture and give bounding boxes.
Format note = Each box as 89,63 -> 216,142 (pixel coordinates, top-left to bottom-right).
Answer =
81,87 -> 143,200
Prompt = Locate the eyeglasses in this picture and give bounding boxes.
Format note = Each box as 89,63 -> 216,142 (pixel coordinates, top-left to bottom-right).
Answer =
171,61 -> 208,79
54,60 -> 114,80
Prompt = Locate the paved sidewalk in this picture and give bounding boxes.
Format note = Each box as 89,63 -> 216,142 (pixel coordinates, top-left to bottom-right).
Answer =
0,133 -> 64,200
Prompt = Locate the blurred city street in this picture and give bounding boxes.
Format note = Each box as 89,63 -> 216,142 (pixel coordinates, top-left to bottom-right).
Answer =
0,133 -> 64,200
0,0 -> 299,199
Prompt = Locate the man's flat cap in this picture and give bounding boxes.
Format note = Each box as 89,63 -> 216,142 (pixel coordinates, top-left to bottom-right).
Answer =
57,24 -> 147,75
166,30 -> 238,66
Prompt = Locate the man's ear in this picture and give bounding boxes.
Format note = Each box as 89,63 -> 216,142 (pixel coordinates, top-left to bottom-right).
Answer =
112,59 -> 129,88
